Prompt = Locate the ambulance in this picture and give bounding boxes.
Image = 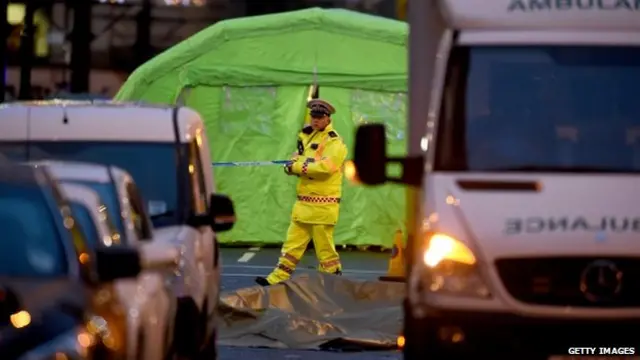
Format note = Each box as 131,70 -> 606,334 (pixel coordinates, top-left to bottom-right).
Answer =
352,0 -> 640,357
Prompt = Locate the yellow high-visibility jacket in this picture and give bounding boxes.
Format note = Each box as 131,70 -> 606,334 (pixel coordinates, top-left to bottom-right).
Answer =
290,123 -> 348,225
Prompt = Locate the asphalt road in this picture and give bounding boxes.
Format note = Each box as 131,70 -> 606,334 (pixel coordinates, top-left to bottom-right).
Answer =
216,246 -> 402,360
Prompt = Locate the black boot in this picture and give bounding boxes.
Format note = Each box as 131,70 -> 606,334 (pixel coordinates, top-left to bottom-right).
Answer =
255,276 -> 271,287
334,270 -> 342,276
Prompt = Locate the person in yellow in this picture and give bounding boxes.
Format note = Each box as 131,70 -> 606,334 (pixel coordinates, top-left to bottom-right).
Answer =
256,99 -> 348,286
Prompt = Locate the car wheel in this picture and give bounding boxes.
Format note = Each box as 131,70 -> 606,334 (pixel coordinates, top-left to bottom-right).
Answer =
136,330 -> 145,360
172,296 -> 201,358
196,329 -> 217,360
199,297 -> 210,345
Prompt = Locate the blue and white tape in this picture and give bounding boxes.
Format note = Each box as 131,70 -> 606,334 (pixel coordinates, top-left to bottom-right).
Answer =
212,160 -> 289,167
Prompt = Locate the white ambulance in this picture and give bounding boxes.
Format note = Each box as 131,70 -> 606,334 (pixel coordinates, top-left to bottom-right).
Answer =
352,0 -> 640,358
0,101 -> 235,357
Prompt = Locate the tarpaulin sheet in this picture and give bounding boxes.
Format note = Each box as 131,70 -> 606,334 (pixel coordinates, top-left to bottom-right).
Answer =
217,272 -> 405,350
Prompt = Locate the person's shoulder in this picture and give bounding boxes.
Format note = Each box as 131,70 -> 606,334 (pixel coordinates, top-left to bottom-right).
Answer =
327,130 -> 345,146
301,125 -> 313,134
328,130 -> 339,138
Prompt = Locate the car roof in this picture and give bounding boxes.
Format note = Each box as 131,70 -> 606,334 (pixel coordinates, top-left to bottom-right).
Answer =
30,160 -> 115,183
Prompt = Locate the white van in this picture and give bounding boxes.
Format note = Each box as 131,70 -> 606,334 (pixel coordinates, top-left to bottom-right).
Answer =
352,1 -> 640,358
0,101 -> 236,356
59,182 -> 176,360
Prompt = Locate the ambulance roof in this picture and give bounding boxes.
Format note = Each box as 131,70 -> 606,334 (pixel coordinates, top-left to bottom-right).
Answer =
442,0 -> 640,31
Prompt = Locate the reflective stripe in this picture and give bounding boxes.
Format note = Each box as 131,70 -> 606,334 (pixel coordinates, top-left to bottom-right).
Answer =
320,259 -> 341,269
321,157 -> 339,173
315,137 -> 330,159
277,263 -> 294,274
297,195 -> 341,204
281,252 -> 299,264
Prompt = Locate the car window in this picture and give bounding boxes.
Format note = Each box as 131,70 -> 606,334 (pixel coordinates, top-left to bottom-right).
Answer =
72,180 -> 126,243
0,183 -> 69,277
125,181 -> 153,240
97,203 -> 122,246
189,139 -> 208,215
70,202 -> 99,248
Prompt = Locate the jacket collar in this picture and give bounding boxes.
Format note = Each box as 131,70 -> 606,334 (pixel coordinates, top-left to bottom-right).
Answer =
317,123 -> 334,133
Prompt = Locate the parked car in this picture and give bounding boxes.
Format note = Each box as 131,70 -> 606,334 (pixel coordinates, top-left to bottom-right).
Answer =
0,162 -> 142,359
58,180 -> 177,360
0,101 -> 236,356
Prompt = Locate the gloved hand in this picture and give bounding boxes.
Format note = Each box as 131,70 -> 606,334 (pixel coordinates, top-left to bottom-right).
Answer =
284,160 -> 295,175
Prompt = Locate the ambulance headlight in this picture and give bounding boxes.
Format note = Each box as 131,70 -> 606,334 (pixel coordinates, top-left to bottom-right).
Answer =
422,233 -> 490,298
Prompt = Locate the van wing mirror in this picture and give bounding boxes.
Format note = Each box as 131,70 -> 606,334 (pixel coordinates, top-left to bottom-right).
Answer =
353,124 -> 387,185
208,193 -> 236,232
353,124 -> 424,186
95,247 -> 142,282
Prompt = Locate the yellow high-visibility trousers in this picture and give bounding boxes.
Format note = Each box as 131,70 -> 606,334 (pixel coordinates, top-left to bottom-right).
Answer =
266,220 -> 342,284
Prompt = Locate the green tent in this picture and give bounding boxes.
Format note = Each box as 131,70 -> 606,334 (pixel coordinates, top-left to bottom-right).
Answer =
114,7 -> 408,247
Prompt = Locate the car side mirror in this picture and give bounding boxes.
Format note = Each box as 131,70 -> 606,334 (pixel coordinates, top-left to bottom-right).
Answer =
188,193 -> 236,232
95,247 -> 142,282
353,124 -> 424,187
139,242 -> 179,271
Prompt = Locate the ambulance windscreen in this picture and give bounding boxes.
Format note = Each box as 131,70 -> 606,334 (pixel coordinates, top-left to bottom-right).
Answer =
435,45 -> 640,173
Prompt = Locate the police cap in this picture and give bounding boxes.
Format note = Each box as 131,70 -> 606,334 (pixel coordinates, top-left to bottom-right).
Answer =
307,99 -> 335,117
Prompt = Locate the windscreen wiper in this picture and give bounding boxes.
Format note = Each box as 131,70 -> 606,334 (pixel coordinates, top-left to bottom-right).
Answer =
488,165 -> 639,173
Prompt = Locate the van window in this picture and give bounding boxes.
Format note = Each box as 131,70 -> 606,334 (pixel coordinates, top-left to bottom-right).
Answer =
0,141 -> 186,228
126,181 -> 153,240
0,143 -> 26,161
189,140 -> 208,216
436,46 -> 640,173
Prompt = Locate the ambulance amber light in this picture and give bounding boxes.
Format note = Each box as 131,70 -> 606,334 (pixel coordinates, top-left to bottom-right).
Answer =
344,160 -> 361,184
423,233 -> 476,267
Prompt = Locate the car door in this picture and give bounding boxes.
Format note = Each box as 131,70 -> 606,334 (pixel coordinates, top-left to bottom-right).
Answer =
186,137 -> 213,307
122,178 -> 175,359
